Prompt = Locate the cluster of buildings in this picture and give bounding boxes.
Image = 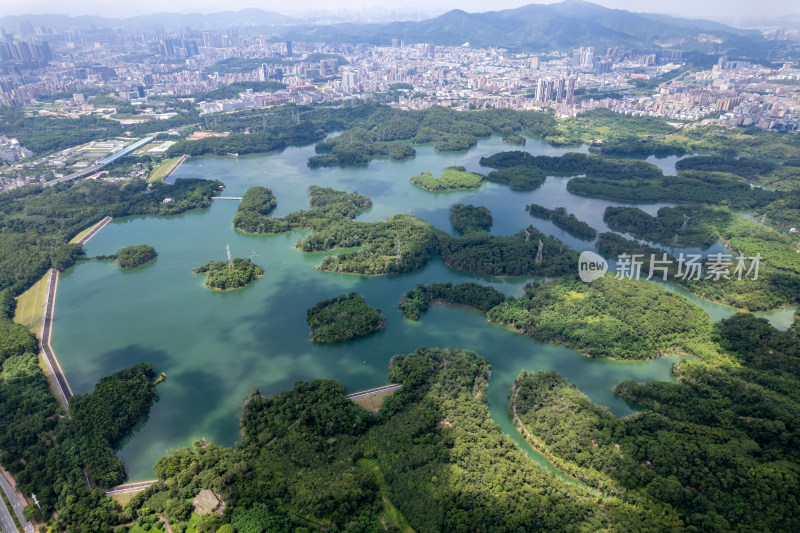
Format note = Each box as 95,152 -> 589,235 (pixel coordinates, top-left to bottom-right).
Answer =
0,20 -> 798,184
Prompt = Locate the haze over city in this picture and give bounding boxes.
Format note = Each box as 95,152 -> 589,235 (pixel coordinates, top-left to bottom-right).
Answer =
4,0 -> 799,22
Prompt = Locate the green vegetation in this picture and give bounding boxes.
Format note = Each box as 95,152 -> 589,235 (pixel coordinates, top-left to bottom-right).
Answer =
0,355 -> 158,529
439,226 -> 578,277
488,277 -> 712,359
234,186 -> 578,277
193,258 -> 264,290
603,205 -> 732,248
0,319 -> 37,366
147,156 -> 182,183
231,185 -> 371,235
125,347 -> 678,532
485,165 -> 546,190
449,203 -> 492,234
398,282 -> 506,320
501,133 -> 526,145
232,186 -> 278,233
528,204 -> 597,240
513,312 -> 800,531
594,230 -> 800,312
0,178 -> 220,305
306,292 -> 386,343
675,155 -> 777,180
116,245 -> 157,269
409,166 -> 485,191
308,128 -> 416,167
480,149 -> 664,180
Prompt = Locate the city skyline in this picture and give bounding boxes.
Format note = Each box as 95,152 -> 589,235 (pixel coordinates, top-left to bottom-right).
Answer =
3,0 -> 798,24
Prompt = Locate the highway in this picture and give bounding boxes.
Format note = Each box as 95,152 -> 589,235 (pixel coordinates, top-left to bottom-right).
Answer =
0,495 -> 16,533
0,471 -> 33,533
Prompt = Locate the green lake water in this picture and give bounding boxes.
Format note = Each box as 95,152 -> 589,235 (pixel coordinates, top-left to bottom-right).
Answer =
52,135 -> 796,482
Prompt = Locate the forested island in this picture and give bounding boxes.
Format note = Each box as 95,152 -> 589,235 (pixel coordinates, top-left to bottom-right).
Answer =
306,292 -> 386,343
115,244 -> 157,269
528,204 -> 598,240
192,258 -> 264,290
449,204 -> 493,234
409,166 -> 485,191
232,186 -> 277,233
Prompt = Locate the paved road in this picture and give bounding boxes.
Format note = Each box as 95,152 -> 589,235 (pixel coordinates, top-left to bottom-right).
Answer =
346,383 -> 402,400
40,269 -> 73,410
77,216 -> 113,245
0,473 -> 33,532
0,495 -> 17,533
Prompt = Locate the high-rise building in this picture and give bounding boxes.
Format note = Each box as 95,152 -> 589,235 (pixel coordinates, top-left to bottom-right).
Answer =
566,76 -> 576,104
286,41 -> 293,57
530,57 -> 540,70
391,38 -> 399,48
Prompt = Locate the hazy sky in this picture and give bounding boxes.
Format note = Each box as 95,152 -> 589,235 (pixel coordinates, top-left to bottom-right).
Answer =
3,0 -> 797,21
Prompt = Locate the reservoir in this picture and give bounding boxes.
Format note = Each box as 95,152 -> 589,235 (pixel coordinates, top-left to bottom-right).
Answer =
52,135 -> 794,481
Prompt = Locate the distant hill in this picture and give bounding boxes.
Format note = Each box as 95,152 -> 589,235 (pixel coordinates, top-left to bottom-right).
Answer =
0,1 -> 776,55
280,0 -> 767,52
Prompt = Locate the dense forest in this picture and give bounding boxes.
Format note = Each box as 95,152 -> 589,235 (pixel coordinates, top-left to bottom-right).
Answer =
487,277 -> 713,360
115,244 -> 157,269
478,148 -> 795,230
122,348 -> 681,532
513,312 -> 800,531
409,166 -> 485,191
603,205 -> 733,249
230,185 -> 579,278
0,355 -> 158,530
398,282 -> 506,320
528,204 -> 598,240
192,257 -> 264,290
485,165 -> 546,190
232,186 -> 277,234
306,292 -> 386,343
449,203 -> 493,234
439,226 -> 579,277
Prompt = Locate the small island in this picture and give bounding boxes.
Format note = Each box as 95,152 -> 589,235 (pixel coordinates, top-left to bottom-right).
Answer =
501,133 -> 527,145
193,257 -> 264,290
116,245 -> 157,269
410,166 -> 485,191
306,292 -> 386,343
233,186 -> 278,233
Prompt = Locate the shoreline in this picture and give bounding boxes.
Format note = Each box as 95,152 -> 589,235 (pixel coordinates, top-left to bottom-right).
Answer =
41,216 -> 114,411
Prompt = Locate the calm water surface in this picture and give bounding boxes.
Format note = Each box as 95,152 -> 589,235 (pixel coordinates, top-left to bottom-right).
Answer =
52,136 -> 794,481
